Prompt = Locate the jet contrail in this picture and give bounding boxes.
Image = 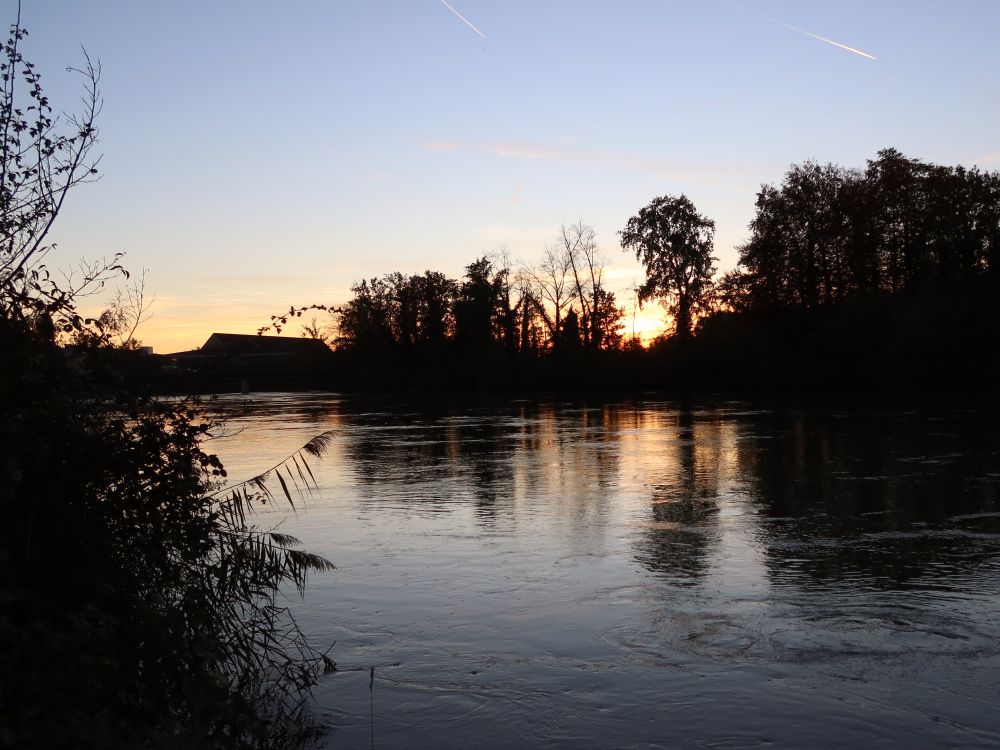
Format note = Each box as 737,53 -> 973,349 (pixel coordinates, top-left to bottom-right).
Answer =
755,10 -> 876,60
776,20 -> 877,60
439,0 -> 487,39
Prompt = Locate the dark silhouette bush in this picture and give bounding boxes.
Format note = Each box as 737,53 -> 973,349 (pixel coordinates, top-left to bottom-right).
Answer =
0,10 -> 333,747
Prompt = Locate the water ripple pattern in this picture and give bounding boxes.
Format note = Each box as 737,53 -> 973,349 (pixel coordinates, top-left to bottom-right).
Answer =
208,395 -> 1000,749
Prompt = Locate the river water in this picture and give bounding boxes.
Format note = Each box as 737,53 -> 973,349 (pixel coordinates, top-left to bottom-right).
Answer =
206,393 -> 1000,749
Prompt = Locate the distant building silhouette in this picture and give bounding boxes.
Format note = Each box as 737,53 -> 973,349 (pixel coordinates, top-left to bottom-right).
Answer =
197,332 -> 332,358
158,333 -> 334,392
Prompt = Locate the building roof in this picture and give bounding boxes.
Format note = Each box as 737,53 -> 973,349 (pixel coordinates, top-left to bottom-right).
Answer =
199,333 -> 333,356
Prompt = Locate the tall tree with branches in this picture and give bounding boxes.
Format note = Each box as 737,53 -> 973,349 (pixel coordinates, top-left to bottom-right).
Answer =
620,194 -> 717,341
530,244 -> 575,350
559,221 -> 623,350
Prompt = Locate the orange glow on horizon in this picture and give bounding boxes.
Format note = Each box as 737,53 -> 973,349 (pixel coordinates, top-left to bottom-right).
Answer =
105,297 -> 671,355
627,307 -> 670,345
78,302 -> 304,355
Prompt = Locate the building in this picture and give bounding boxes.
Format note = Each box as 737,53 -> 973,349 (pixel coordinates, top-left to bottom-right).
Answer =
161,333 -> 334,391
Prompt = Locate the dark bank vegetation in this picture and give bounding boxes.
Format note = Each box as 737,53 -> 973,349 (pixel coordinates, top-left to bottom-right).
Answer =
264,221 -> 638,391
0,11 -> 333,749
698,148 -> 1000,389
267,148 -> 1000,393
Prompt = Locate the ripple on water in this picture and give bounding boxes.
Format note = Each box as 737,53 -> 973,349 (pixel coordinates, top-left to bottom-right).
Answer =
597,593 -> 1000,669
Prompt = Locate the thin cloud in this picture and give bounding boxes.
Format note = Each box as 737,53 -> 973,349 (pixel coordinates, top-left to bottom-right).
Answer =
439,0 -> 487,39
426,141 -> 558,160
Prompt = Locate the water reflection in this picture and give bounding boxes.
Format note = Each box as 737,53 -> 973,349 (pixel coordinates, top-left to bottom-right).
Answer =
206,394 -> 1000,749
211,395 -> 1000,592
734,409 -> 1000,590
212,395 -> 1000,592
629,408 -> 716,584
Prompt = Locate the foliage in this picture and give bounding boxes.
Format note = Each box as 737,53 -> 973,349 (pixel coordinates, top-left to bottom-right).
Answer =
316,229 -> 625,361
619,194 -> 717,341
0,11 -> 334,748
0,5 -> 109,327
1,323 -> 336,747
326,242 -> 624,360
335,270 -> 458,352
453,256 -> 510,354
727,150 -> 1000,312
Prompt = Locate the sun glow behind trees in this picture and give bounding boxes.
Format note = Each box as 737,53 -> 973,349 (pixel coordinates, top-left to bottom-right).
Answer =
26,1 -> 999,356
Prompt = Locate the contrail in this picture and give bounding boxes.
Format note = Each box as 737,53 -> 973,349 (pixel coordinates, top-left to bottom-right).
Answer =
734,3 -> 876,61
439,0 -> 487,39
769,15 -> 877,60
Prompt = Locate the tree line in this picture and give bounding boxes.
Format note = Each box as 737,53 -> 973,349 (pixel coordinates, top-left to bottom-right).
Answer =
267,149 -> 1000,392
691,149 -> 1000,390
304,221 -> 629,357
294,148 -> 1000,357
719,148 -> 1000,313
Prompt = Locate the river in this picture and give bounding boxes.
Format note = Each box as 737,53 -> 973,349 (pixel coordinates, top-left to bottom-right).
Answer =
206,393 -> 1000,749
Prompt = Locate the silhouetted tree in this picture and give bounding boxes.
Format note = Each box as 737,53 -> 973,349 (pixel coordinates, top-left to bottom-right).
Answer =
300,315 -> 333,345
560,307 -> 582,351
559,222 -> 595,348
335,275 -> 396,351
454,256 -> 508,354
579,287 -> 625,351
727,150 -> 1000,314
559,221 -> 624,350
387,270 -> 456,350
491,250 -> 520,354
335,270 -> 458,354
531,244 -> 575,350
735,162 -> 856,309
413,270 -> 458,348
620,194 -> 717,341
511,267 -> 545,353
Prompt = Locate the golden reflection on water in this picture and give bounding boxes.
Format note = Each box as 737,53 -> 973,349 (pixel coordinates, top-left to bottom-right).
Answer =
205,395 -> 1000,597
207,394 -> 771,590
201,394 -> 1000,749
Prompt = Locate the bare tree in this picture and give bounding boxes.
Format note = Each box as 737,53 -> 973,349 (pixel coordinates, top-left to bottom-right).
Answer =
102,269 -> 154,348
560,221 -> 595,347
510,266 -> 545,353
530,244 -> 575,350
553,221 -> 624,350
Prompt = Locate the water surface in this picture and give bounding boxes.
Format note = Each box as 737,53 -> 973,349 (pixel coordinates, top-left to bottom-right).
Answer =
208,394 -> 1000,749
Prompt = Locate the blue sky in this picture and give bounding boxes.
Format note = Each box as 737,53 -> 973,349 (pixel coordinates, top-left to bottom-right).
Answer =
20,1 -> 1000,351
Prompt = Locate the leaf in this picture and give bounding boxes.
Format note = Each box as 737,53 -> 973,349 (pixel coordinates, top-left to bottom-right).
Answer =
269,532 -> 301,548
288,549 -> 335,572
299,454 -> 317,486
253,475 -> 274,503
302,432 -> 334,458
274,470 -> 294,508
291,454 -> 311,490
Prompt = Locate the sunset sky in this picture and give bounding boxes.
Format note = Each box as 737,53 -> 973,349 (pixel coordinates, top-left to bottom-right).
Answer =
23,0 -> 1000,352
